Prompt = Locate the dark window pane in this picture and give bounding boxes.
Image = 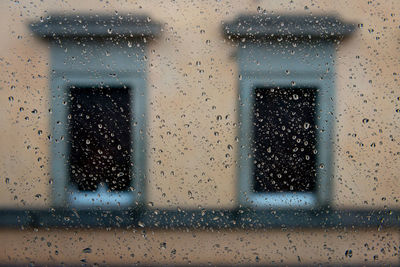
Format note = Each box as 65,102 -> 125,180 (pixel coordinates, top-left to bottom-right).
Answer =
252,87 -> 317,192
68,86 -> 132,192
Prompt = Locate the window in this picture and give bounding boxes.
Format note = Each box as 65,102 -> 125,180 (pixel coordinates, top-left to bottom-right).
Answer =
224,14 -> 355,208
252,87 -> 318,194
30,14 -> 160,208
68,85 -> 133,206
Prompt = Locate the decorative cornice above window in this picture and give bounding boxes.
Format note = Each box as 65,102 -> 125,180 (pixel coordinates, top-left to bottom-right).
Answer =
223,14 -> 356,40
30,14 -> 161,39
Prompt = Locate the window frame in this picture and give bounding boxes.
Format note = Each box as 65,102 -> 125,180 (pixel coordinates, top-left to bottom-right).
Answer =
238,74 -> 334,209
222,14 -> 357,209
30,14 -> 160,209
51,75 -> 147,208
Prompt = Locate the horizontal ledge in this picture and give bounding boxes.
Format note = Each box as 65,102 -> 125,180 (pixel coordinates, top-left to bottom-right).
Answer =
0,208 -> 398,229
223,14 -> 356,40
30,13 -> 162,39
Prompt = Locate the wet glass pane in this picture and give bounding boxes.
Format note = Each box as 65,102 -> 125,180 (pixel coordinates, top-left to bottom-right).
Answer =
68,86 -> 132,192
252,87 -> 317,192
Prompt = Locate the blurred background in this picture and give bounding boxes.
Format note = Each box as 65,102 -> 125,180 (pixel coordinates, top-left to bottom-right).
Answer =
0,0 -> 399,266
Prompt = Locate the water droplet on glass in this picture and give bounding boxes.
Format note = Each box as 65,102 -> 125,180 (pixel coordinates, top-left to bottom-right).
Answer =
345,249 -> 353,258
82,248 -> 92,254
160,242 -> 167,249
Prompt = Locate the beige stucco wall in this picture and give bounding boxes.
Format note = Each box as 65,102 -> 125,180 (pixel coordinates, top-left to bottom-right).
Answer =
1,228 -> 399,265
0,0 -> 398,209
0,0 -> 399,266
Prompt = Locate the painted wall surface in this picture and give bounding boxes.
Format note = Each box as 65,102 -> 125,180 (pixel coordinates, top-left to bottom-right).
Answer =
0,0 -> 399,265
2,228 -> 399,266
0,0 -> 399,209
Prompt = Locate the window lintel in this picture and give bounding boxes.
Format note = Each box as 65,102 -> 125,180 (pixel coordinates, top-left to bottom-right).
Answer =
223,14 -> 356,41
30,14 -> 161,40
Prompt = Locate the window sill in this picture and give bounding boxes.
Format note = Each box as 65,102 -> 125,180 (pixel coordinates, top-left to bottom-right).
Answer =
0,208 -> 398,229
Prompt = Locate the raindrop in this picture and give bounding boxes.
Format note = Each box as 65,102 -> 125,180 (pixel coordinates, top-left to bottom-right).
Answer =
345,249 -> 353,258
82,248 -> 92,254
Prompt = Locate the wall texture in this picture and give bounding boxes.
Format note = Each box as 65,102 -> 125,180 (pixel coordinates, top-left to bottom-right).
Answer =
0,0 -> 399,265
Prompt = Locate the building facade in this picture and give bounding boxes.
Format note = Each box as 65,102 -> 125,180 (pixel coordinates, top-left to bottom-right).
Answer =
0,0 -> 399,265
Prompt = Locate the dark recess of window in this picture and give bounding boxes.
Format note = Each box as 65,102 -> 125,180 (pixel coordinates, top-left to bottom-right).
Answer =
68,86 -> 132,192
252,87 -> 318,193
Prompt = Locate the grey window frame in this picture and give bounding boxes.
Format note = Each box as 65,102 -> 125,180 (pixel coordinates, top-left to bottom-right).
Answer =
224,14 -> 355,209
30,14 -> 161,208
